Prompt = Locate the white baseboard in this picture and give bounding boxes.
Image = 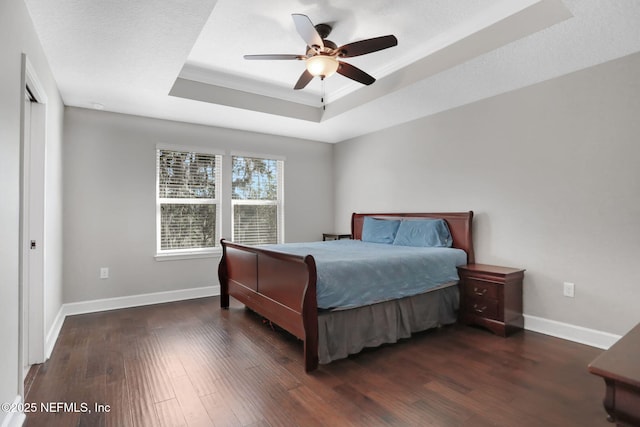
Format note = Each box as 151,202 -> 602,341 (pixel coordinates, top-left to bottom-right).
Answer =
0,395 -> 26,427
62,285 -> 220,317
524,314 -> 621,349
45,285 -> 220,357
45,307 -> 66,359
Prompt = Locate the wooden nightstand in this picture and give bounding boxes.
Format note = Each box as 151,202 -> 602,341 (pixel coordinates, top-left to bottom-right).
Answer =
322,233 -> 351,241
457,264 -> 525,337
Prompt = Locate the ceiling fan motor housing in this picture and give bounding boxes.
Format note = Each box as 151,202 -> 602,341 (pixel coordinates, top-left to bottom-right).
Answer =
315,23 -> 332,39
309,23 -> 337,52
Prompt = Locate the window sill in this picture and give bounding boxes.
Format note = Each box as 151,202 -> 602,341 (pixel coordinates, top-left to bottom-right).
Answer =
155,250 -> 221,262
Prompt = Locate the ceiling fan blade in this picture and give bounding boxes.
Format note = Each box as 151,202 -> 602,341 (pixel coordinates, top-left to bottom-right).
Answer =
244,54 -> 305,60
337,62 -> 376,85
292,14 -> 324,49
337,35 -> 398,58
294,70 -> 314,90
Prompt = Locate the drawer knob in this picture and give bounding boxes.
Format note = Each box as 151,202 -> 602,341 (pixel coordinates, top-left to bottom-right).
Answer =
473,287 -> 487,296
473,303 -> 487,313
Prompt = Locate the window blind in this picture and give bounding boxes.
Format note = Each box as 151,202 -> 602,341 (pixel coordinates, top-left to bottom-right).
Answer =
157,150 -> 218,199
156,149 -> 221,253
231,156 -> 283,245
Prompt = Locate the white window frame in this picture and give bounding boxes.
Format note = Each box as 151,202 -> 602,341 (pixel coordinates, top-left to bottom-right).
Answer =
231,153 -> 285,245
155,144 -> 222,260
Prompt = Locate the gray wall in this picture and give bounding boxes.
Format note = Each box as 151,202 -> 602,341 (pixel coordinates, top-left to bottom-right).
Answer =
334,52 -> 640,336
63,108 -> 334,303
0,0 -> 65,418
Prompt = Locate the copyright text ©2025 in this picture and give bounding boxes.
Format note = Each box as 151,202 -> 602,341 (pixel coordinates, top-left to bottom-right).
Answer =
1,401 -> 111,414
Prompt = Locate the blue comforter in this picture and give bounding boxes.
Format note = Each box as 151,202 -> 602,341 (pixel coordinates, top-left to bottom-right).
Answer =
262,240 -> 467,309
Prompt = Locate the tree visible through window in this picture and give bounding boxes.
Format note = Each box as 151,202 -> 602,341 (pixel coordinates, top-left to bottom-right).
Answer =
156,149 -> 221,253
232,156 -> 283,245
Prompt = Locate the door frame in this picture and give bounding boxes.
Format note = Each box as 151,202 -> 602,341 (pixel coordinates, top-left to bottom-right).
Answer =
19,54 -> 48,392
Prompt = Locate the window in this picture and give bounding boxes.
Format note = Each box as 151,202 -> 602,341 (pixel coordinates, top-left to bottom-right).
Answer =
156,147 -> 221,255
232,155 -> 284,245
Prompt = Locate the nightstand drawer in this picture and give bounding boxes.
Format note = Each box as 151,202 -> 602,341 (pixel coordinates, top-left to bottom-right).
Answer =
465,297 -> 499,320
463,278 -> 498,299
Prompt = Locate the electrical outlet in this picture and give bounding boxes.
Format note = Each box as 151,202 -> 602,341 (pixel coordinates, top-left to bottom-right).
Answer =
100,267 -> 109,279
563,282 -> 575,298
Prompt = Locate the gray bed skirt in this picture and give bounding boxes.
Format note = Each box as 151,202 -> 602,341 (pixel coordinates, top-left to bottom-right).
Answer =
317,283 -> 459,364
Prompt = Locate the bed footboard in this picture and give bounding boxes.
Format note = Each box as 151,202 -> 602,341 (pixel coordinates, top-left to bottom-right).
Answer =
218,239 -> 319,372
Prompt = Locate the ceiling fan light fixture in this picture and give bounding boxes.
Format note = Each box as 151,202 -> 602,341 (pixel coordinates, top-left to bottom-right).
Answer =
306,55 -> 339,78
245,14 -> 397,90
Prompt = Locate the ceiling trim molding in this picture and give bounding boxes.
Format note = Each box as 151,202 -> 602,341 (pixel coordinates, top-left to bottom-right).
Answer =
179,63 -> 321,107
169,77 -> 322,122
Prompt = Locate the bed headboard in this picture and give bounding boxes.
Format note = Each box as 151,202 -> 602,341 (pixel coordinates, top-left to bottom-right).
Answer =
351,211 -> 475,264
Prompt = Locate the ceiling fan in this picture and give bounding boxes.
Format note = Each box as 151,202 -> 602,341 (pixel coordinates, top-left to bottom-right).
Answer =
244,14 -> 398,90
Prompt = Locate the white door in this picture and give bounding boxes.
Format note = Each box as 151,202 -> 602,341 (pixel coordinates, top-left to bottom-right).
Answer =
21,79 -> 46,380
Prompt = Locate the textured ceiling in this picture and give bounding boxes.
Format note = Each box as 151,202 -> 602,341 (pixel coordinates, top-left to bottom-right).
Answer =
23,0 -> 640,143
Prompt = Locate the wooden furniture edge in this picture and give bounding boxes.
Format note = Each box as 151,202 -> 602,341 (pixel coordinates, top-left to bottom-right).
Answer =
588,322 -> 640,424
219,239 -> 319,372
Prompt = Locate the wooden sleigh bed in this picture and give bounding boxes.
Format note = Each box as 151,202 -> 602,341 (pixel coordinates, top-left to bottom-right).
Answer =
218,211 -> 474,372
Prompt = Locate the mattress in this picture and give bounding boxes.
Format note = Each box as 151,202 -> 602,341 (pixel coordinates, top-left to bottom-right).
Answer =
262,240 -> 467,309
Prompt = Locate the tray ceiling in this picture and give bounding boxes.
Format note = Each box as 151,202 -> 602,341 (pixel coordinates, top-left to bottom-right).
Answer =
23,0 -> 640,142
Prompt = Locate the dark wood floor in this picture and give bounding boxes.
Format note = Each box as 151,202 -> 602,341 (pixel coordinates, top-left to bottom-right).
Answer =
25,297 -> 610,427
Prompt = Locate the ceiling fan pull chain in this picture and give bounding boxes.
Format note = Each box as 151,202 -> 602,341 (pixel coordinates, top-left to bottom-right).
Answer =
321,77 -> 326,111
